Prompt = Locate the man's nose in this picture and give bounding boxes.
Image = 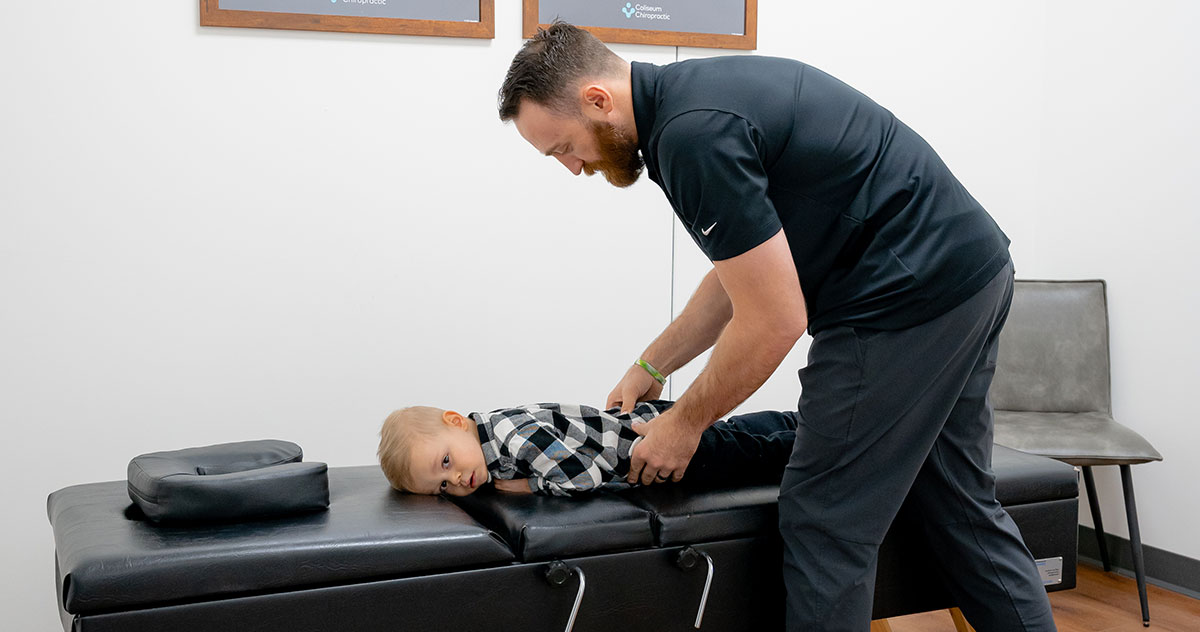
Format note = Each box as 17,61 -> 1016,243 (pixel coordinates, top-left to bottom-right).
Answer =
555,155 -> 583,176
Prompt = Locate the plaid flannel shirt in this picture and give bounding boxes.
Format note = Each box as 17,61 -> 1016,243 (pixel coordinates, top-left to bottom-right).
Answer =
471,401 -> 672,497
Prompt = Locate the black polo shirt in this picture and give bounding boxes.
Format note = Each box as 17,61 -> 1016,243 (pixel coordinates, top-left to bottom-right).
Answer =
631,57 -> 1011,333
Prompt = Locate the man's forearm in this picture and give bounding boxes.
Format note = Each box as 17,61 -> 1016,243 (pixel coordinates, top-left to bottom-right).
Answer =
639,268 -> 732,376
623,230 -> 807,484
668,312 -> 801,433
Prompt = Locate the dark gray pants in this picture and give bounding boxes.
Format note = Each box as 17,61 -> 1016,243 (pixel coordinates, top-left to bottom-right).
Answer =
779,262 -> 1057,631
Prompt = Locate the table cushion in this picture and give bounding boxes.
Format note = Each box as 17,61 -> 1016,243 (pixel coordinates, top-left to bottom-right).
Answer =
126,439 -> 329,523
623,444 -> 1075,546
625,485 -> 780,546
451,489 -> 655,562
991,443 -> 1079,505
49,466 -> 513,615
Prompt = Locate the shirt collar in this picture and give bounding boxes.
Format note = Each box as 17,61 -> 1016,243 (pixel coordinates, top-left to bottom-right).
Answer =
471,412 -> 503,479
630,61 -> 661,183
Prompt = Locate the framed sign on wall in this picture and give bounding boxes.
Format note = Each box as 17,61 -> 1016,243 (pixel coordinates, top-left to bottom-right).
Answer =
200,0 -> 494,39
524,0 -> 755,50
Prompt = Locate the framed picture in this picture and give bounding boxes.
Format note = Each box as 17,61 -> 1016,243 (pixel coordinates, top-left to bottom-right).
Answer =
524,0 -> 756,50
200,0 -> 494,39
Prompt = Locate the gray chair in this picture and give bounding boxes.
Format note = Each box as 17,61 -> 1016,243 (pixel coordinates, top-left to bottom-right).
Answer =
991,279 -> 1162,626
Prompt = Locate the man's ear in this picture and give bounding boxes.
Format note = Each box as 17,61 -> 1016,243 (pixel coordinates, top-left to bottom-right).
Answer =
581,84 -> 614,117
442,411 -> 468,430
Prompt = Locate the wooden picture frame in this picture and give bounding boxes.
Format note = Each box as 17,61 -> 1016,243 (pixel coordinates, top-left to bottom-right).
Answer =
524,0 -> 755,50
200,0 -> 494,39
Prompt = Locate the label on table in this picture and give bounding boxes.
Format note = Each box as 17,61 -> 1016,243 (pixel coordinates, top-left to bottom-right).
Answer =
1036,556 -> 1064,586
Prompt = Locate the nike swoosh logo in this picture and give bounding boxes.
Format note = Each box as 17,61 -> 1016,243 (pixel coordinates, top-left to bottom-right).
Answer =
702,221 -> 717,236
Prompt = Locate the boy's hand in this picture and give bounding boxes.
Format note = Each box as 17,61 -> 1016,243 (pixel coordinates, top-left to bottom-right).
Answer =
606,363 -> 664,413
493,478 -> 534,495
627,412 -> 702,485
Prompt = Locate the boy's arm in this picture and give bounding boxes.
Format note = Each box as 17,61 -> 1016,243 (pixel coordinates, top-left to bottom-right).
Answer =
493,478 -> 534,494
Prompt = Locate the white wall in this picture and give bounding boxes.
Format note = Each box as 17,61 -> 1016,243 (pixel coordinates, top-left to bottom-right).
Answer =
2,2 -> 1196,630
1033,2 -> 1200,559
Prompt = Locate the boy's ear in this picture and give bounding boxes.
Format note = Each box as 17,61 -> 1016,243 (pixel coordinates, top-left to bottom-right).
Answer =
442,411 -> 468,430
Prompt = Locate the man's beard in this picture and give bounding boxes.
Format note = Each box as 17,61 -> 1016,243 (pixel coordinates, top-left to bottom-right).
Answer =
582,121 -> 644,188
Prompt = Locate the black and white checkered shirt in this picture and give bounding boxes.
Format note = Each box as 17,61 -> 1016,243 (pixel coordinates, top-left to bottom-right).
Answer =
470,401 -> 672,496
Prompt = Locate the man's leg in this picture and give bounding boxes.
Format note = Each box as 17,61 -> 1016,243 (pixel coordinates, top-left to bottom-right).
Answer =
904,305 -> 1055,631
778,322 -> 924,631
778,262 -> 1051,631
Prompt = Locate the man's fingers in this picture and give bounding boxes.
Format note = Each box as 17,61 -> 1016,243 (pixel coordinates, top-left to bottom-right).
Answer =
627,462 -> 644,485
627,447 -> 646,484
605,386 -> 621,410
641,466 -> 662,486
670,467 -> 686,483
631,420 -> 650,436
620,386 -> 638,413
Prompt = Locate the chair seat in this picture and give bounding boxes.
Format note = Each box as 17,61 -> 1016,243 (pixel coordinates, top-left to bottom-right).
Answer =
994,410 -> 1162,466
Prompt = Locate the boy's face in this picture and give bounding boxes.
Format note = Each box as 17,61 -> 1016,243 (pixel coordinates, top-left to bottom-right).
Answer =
407,413 -> 488,496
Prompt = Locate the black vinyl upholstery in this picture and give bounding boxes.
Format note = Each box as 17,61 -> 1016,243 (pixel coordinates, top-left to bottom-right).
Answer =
49,445 -> 1077,631
126,440 -> 329,523
49,467 -> 513,615
452,489 -> 655,562
991,443 -> 1081,505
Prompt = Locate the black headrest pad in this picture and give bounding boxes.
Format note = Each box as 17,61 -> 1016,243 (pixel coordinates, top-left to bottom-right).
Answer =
127,440 -> 329,523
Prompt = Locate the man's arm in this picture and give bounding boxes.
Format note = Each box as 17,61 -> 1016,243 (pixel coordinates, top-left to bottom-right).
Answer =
605,266 -> 733,412
627,229 -> 807,484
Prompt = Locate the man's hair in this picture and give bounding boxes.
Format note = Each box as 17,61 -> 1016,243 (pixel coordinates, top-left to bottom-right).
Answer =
378,406 -> 447,493
498,21 -> 625,122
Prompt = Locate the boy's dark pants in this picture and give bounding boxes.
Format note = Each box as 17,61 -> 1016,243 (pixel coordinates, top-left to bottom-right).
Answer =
777,261 -> 1055,631
685,409 -> 801,487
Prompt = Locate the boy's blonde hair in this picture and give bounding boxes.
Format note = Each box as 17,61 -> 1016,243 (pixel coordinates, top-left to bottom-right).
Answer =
378,406 -> 447,492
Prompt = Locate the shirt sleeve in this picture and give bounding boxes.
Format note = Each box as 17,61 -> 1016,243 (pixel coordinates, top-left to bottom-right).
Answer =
654,110 -> 783,262
501,415 -> 608,497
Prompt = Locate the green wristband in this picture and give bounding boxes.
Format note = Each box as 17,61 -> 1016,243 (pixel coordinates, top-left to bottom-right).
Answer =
636,358 -> 667,385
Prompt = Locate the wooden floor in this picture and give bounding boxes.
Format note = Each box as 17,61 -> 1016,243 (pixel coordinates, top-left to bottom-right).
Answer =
887,563 -> 1200,632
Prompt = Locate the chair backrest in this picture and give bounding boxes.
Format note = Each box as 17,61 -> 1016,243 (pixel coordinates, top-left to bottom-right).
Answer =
990,280 -> 1111,414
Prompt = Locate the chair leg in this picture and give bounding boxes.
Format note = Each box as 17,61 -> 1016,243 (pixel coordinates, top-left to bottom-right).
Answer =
1119,464 -> 1150,627
1082,466 -> 1112,571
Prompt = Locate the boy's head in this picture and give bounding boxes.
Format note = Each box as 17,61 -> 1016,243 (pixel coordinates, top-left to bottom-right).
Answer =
378,406 -> 489,496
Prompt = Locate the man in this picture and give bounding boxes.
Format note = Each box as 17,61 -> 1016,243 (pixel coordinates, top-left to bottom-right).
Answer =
498,22 -> 1056,632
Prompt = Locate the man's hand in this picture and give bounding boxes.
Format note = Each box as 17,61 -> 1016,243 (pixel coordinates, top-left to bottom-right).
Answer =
605,363 -> 664,413
626,412 -> 703,485
493,478 -> 534,494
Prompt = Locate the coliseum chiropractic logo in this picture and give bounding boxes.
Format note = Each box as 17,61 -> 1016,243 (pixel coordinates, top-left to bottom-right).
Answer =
621,3 -> 671,21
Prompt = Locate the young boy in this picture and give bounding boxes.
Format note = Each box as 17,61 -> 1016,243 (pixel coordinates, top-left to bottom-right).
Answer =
378,400 -> 797,497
